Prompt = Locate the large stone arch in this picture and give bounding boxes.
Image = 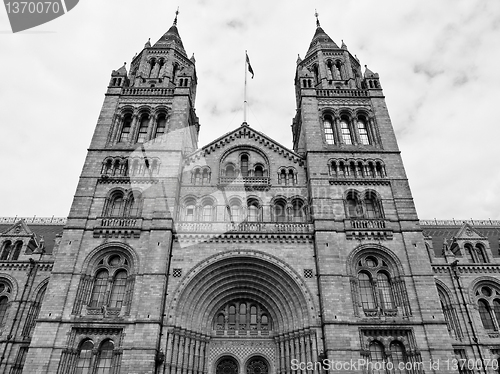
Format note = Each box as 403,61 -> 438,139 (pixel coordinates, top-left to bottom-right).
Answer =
169,250 -> 318,334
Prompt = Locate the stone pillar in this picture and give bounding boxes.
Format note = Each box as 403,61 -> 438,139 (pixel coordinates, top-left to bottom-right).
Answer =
165,331 -> 175,374
146,113 -> 157,141
171,333 -> 180,374
109,113 -> 121,144
177,334 -> 185,374
193,337 -> 200,374
128,114 -> 139,145
351,118 -> 361,145
333,117 -> 342,145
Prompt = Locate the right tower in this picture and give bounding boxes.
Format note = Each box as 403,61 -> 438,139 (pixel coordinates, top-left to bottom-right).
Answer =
293,18 -> 457,373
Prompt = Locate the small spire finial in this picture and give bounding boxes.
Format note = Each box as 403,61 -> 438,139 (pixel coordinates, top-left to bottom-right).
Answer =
314,9 -> 320,27
173,6 -> 179,26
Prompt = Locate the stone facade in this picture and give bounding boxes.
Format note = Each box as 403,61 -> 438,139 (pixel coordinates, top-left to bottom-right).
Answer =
1,17 -> 500,374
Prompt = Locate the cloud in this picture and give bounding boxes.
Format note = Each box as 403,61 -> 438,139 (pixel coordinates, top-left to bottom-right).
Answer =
226,19 -> 245,29
0,0 -> 499,220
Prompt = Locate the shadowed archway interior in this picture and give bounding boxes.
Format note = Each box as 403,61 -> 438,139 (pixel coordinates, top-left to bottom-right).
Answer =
162,252 -> 322,374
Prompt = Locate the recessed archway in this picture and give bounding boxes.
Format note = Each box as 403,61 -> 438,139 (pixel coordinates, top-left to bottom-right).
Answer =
169,250 -> 317,334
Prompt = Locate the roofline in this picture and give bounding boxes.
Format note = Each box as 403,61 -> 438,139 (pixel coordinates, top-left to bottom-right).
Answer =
186,125 -> 304,161
420,219 -> 500,226
0,217 -> 67,226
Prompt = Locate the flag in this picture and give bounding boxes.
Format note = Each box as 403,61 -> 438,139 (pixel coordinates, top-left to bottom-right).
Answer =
246,53 -> 254,79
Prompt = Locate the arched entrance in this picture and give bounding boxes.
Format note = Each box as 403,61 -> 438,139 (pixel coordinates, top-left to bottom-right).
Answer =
164,251 -> 321,374
216,356 -> 239,374
246,356 -> 269,374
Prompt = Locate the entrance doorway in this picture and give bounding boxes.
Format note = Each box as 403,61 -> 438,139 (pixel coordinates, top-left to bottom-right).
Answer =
216,357 -> 239,374
246,356 -> 269,374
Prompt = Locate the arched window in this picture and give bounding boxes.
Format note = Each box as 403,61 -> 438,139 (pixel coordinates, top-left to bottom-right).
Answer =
90,270 -> 108,308
214,301 -> 271,332
335,61 -> 342,80
479,299 -> 495,330
247,200 -> 261,222
345,191 -> 359,218
476,244 -> 488,263
228,305 -> 236,325
390,342 -> 408,374
184,199 -> 196,221
250,306 -> 257,324
292,199 -> 305,222
22,285 -> 47,338
475,285 -> 500,331
363,191 -> 383,219
136,114 -> 149,143
193,169 -> 201,185
368,341 -> 386,374
109,270 -> 127,309
326,60 -> 334,80
107,192 -> 124,217
465,244 -> 476,263
240,155 -> 249,177
216,313 -> 225,329
148,59 -> 156,78
119,114 -> 132,143
202,202 -> 214,222
278,169 -> 287,184
79,252 -> 133,316
354,253 -> 408,317
357,117 -> 370,145
493,300 -> 500,329
154,115 -> 167,139
96,340 -> 114,374
274,200 -> 287,222
437,286 -> 462,340
229,200 -> 241,223
254,165 -> 264,177
0,296 -> 8,325
202,169 -> 210,184
287,170 -> 295,185
358,272 -> 376,310
75,340 -> 94,374
324,115 -> 335,145
261,314 -> 269,328
10,241 -> 22,260
239,303 -> 246,325
0,241 -> 12,261
377,272 -> 394,309
225,165 -> 235,178
172,63 -> 179,84
125,195 -> 140,217
340,118 -> 352,145
313,64 -> 319,85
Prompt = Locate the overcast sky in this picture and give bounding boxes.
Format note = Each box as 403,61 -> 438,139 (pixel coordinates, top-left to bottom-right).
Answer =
0,0 -> 499,220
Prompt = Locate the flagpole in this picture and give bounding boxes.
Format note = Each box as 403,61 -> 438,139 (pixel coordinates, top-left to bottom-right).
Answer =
244,50 -> 247,125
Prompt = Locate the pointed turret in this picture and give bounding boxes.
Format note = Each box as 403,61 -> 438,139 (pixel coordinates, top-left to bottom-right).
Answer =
113,63 -> 127,76
109,62 -> 127,89
364,65 -> 378,78
306,26 -> 339,57
153,8 -> 187,56
305,11 -> 338,57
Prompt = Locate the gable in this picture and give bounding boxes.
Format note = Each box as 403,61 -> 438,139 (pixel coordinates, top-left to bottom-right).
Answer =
0,220 -> 34,237
185,125 -> 304,167
454,223 -> 487,240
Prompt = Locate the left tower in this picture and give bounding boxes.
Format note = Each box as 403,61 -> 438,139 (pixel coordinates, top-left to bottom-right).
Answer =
23,13 -> 199,374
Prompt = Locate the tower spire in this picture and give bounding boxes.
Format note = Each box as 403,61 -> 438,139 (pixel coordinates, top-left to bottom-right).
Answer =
314,9 -> 320,28
173,6 -> 179,26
